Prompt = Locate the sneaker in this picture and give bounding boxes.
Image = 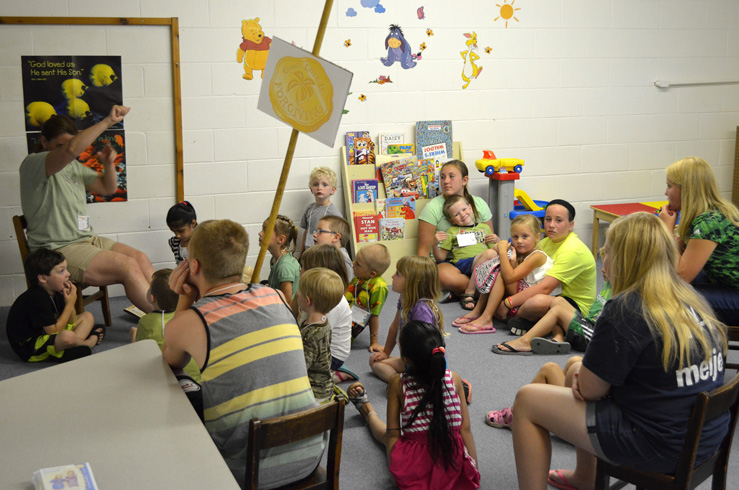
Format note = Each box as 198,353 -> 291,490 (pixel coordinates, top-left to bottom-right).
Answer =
439,290 -> 452,303
508,316 -> 535,336
461,378 -> 472,404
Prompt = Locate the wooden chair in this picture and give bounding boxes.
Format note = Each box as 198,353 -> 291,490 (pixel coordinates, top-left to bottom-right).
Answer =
245,397 -> 345,490
12,215 -> 112,326
594,372 -> 739,490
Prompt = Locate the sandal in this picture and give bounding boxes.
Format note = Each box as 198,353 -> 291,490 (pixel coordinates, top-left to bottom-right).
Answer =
347,381 -> 369,410
459,294 -> 476,311
87,326 -> 105,345
452,316 -> 478,328
485,407 -> 513,429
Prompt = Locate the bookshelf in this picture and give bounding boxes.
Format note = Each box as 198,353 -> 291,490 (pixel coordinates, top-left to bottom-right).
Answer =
340,141 -> 463,283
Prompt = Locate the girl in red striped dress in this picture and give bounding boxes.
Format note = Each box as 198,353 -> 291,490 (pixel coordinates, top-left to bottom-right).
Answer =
348,321 -> 480,489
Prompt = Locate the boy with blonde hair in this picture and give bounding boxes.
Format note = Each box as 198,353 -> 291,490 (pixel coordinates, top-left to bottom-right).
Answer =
299,166 -> 342,257
162,219 -> 322,486
297,267 -> 345,402
345,243 -> 391,352
313,214 -> 354,283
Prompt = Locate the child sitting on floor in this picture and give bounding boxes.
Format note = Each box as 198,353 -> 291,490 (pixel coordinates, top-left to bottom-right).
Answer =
259,214 -> 300,300
492,248 -> 611,355
7,249 -> 102,362
345,243 -> 391,352
166,201 -> 197,265
312,214 -> 354,283
432,195 -> 498,311
347,321 -> 480,489
296,267 -> 345,402
369,256 -> 445,382
454,214 -> 551,334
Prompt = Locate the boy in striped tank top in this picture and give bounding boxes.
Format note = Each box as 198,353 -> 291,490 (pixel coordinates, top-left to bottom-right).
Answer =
163,219 -> 323,488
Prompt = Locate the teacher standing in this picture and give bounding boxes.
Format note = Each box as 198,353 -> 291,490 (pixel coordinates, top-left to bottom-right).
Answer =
417,160 -> 497,296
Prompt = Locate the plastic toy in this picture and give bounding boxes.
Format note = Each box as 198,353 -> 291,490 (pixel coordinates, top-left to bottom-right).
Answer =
475,150 -> 524,176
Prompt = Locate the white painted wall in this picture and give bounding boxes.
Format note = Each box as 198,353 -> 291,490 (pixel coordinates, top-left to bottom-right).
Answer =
1,0 -> 738,306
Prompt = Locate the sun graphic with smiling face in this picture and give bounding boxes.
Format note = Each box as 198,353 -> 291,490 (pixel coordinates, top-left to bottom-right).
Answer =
495,0 -> 521,28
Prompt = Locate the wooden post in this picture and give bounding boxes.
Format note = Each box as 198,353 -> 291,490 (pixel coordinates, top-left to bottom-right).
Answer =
251,0 -> 334,283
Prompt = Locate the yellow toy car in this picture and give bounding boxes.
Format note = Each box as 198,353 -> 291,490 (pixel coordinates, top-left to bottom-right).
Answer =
475,150 -> 524,176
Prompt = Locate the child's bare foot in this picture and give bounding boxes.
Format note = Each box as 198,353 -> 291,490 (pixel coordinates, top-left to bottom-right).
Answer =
129,326 -> 137,343
459,321 -> 495,334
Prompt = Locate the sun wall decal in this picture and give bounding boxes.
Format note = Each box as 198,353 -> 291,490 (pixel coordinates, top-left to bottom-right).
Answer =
495,0 -> 520,28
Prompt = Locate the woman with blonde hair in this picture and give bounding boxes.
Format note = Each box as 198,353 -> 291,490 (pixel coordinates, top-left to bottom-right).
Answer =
370,255 -> 446,383
659,157 -> 739,324
512,212 -> 728,490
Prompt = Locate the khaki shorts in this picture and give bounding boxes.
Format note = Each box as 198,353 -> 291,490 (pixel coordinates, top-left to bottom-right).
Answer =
56,235 -> 117,283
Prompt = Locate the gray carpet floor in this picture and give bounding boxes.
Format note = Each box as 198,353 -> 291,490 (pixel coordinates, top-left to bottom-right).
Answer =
1,279 -> 738,489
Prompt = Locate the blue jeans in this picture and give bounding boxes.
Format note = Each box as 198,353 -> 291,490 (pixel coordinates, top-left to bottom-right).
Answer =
692,271 -> 739,325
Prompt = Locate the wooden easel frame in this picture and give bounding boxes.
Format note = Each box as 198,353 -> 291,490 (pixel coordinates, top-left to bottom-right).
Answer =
0,16 -> 185,201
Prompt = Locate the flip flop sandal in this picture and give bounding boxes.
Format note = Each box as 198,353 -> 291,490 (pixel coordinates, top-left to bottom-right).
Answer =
87,326 -> 106,345
491,341 -> 533,356
547,470 -> 580,490
452,316 -> 479,328
459,294 -> 476,311
485,407 -> 513,429
531,337 -> 571,355
460,323 -> 496,334
474,257 -> 500,294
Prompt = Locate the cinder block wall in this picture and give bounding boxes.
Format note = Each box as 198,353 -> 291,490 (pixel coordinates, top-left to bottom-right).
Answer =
1,0 -> 737,305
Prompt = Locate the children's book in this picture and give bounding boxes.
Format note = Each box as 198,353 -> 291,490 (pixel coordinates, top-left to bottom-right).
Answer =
383,197 -> 416,219
353,211 -> 379,242
353,137 -> 375,165
417,158 -> 442,198
124,304 -> 145,319
416,120 -> 452,162
379,156 -> 424,199
345,130 -> 370,165
352,179 -> 379,203
380,217 -> 405,241
374,197 -> 386,216
387,143 -> 414,155
33,463 -> 98,490
379,133 -> 404,154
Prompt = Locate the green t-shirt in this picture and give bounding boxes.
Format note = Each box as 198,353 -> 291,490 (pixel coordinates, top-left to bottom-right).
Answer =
439,222 -> 494,263
689,211 -> 739,288
345,276 -> 388,316
539,232 -> 597,315
20,151 -> 99,250
418,195 -> 493,233
585,281 -> 611,322
136,310 -> 201,382
268,253 -> 300,299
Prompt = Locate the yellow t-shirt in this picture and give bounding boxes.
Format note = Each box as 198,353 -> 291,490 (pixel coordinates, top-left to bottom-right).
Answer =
539,232 -> 597,315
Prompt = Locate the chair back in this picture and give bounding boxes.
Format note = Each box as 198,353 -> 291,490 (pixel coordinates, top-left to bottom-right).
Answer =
13,215 -> 31,287
245,397 -> 345,490
596,372 -> 739,490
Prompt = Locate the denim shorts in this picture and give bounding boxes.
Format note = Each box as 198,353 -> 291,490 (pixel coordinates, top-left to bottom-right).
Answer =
454,257 -> 475,276
586,399 -> 676,473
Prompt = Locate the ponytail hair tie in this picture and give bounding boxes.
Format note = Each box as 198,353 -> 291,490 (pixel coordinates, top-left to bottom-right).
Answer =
432,347 -> 445,355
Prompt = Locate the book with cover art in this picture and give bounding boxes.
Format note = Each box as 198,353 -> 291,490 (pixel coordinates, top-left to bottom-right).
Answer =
384,197 -> 416,219
33,463 -> 98,490
416,120 -> 452,161
387,143 -> 414,155
353,211 -> 379,242
417,158 -> 442,198
379,133 -> 404,154
345,130 -> 370,165
353,137 -> 375,165
379,156 -> 424,199
380,217 -> 405,241
352,179 -> 379,203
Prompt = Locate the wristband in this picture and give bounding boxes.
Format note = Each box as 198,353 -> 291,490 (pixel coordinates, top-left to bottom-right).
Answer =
504,297 -> 513,309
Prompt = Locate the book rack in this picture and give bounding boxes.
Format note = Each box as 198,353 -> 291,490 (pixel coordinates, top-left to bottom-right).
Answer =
340,141 -> 463,283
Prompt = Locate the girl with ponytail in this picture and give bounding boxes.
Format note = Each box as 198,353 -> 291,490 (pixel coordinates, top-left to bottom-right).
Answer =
347,321 -> 480,489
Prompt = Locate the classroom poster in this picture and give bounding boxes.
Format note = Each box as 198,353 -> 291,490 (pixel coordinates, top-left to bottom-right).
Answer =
22,55 -> 127,202
257,37 -> 353,147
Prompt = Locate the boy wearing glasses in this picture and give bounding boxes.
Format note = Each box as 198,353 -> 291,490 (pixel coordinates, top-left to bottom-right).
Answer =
313,215 -> 354,283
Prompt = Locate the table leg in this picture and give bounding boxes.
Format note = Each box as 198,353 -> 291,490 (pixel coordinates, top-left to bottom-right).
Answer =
592,213 -> 599,258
